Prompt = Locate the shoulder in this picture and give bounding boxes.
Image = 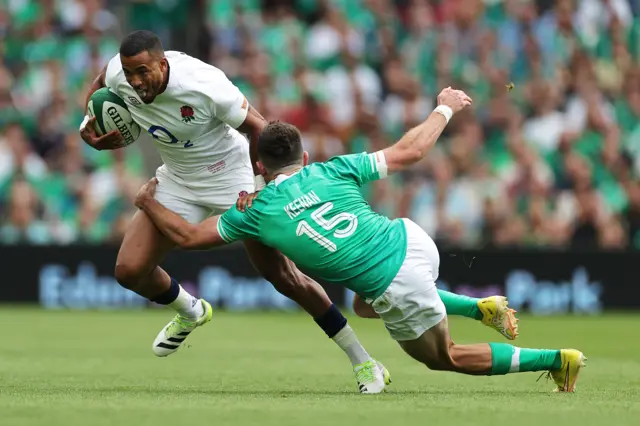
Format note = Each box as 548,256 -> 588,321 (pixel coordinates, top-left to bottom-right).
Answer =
288,161 -> 341,182
167,51 -> 238,105
319,152 -> 382,184
166,51 -> 208,75
228,185 -> 276,215
254,184 -> 277,206
168,51 -> 229,90
324,153 -> 368,170
104,54 -> 124,87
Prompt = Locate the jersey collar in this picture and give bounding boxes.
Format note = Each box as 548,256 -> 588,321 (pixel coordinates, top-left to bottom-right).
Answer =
273,171 -> 300,187
157,57 -> 177,98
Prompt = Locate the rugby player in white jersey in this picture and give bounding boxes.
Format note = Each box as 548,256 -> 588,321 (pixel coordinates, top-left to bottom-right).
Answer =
78,30 -> 391,393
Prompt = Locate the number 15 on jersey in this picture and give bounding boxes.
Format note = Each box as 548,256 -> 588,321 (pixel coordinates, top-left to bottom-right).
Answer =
296,202 -> 358,252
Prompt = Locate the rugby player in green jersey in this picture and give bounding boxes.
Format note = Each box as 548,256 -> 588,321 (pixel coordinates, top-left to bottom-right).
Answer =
135,87 -> 585,393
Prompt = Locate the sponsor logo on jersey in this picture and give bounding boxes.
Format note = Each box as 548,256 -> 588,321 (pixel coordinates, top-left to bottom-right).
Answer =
128,96 -> 141,106
206,160 -> 226,174
180,105 -> 195,123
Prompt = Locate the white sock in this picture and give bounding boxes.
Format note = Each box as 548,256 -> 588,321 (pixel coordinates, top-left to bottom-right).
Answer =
331,324 -> 371,366
168,285 -> 204,320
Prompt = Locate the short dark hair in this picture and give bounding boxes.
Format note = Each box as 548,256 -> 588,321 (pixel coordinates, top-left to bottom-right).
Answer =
257,121 -> 304,172
120,30 -> 164,57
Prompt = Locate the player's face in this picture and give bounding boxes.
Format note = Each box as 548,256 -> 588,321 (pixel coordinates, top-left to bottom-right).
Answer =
121,51 -> 168,104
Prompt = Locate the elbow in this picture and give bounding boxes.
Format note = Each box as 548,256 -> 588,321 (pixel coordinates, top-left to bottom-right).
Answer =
179,236 -> 203,251
177,227 -> 202,250
178,239 -> 198,250
409,148 -> 427,163
177,226 -> 220,251
398,147 -> 426,166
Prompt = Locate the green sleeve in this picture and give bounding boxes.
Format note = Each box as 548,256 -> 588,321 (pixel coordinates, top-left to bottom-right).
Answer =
217,206 -> 261,243
325,152 -> 388,186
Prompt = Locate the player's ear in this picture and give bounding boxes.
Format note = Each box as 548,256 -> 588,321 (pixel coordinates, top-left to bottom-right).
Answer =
303,151 -> 309,166
159,57 -> 168,72
257,161 -> 267,176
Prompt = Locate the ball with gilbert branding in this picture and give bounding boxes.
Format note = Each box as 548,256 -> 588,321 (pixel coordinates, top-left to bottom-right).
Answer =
87,87 -> 141,146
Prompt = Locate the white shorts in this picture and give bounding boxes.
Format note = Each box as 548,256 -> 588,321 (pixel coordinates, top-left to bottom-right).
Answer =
368,219 -> 446,341
154,164 -> 254,224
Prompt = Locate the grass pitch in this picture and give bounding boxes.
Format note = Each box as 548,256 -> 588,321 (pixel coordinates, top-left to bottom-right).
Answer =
1,308 -> 639,426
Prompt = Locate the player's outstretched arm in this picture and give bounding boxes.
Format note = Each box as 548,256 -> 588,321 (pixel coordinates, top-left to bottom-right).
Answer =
134,178 -> 227,250
382,87 -> 472,174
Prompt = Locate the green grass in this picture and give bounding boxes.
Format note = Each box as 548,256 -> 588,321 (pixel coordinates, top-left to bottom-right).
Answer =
1,309 -> 639,426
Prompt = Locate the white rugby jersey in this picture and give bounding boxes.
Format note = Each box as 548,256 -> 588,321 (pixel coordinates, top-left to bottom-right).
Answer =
105,51 -> 251,187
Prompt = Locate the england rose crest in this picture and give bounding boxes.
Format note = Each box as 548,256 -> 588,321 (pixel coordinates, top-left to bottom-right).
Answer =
180,105 -> 194,123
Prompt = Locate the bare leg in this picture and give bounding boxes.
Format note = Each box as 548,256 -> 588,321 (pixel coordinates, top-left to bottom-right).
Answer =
396,316 -> 564,379
115,210 -> 208,356
114,210 -> 175,298
243,239 -> 332,317
243,239 -> 377,372
398,316 -> 492,375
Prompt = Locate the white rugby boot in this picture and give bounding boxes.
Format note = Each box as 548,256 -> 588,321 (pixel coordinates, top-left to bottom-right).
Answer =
152,299 -> 213,356
355,359 -> 392,394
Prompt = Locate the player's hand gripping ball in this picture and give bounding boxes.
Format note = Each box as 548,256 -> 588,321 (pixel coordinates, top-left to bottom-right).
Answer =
86,87 -> 141,148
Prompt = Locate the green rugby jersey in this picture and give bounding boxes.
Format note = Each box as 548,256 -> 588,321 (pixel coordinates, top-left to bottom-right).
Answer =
217,153 -> 407,300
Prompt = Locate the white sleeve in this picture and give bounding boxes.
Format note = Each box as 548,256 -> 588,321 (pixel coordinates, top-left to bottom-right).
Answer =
201,68 -> 248,129
104,54 -> 122,88
81,54 -> 120,130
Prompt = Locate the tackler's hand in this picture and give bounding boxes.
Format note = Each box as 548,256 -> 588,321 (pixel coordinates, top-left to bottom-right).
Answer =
236,191 -> 260,213
135,177 -> 159,209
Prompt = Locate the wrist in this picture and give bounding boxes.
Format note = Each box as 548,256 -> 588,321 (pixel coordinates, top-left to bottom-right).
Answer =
79,114 -> 90,131
433,105 -> 453,124
139,194 -> 153,208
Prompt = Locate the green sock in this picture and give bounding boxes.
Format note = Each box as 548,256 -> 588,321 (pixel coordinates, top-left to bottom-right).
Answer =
437,289 -> 482,320
489,343 -> 562,375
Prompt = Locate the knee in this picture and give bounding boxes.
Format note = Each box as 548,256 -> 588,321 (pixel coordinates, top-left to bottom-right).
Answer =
352,295 -> 378,318
262,263 -> 302,295
424,358 -> 454,371
264,268 -> 295,288
423,346 -> 458,372
272,273 -> 307,296
352,297 -> 367,317
262,266 -> 301,296
114,260 -> 146,289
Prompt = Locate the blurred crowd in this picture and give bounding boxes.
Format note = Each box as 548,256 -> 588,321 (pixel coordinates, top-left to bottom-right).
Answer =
2,0 -> 640,250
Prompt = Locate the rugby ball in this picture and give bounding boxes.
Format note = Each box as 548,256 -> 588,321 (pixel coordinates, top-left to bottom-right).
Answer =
87,87 -> 141,146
